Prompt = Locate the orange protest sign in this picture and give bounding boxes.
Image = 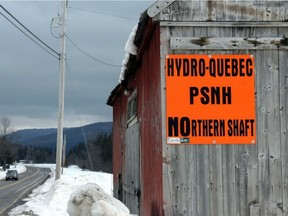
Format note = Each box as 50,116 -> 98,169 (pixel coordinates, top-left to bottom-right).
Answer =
166,54 -> 256,144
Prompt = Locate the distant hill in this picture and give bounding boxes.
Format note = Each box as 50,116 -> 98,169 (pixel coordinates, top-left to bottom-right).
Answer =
10,122 -> 112,151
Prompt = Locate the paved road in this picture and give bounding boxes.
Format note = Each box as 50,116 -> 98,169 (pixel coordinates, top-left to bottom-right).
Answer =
0,166 -> 50,215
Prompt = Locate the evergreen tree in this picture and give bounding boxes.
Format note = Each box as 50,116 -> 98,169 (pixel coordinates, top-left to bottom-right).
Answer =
66,131 -> 112,173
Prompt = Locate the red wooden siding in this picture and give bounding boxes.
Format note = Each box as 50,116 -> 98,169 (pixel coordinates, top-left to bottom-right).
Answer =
111,24 -> 163,215
138,25 -> 162,216
112,92 -> 127,202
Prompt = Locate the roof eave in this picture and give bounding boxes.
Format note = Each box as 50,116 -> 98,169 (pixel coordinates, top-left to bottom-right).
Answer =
107,0 -> 177,106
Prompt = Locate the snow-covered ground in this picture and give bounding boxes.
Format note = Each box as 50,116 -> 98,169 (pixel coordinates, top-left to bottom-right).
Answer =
0,164 -> 135,216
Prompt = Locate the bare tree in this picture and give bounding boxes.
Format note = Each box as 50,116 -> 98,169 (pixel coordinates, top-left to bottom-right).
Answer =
0,118 -> 13,135
0,117 -> 14,170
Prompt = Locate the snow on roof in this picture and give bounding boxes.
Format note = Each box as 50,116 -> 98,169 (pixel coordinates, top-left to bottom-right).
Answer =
119,25 -> 138,83
117,1 -> 176,85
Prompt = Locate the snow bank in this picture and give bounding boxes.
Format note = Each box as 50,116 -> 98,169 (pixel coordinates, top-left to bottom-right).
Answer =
67,183 -> 130,216
9,165 -> 113,216
9,164 -> 137,216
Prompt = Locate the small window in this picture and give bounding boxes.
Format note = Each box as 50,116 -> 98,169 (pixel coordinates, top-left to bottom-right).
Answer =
127,90 -> 137,124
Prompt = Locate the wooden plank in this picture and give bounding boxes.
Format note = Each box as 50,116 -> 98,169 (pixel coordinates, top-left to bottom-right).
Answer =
240,0 -> 256,21
199,0 -> 208,22
152,1 -> 190,22
268,51 -> 282,215
256,50 -> 268,216
215,0 -> 226,21
279,48 -> 288,215
160,21 -> 288,27
251,17 -> 287,216
164,107 -> 194,213
153,0 -> 288,22
162,145 -> 174,215
256,0 -> 267,21
226,0 -> 239,22
232,49 -> 252,216
222,146 -> 237,216
252,21 -> 285,212
271,1 -> 281,21
207,0 -> 217,21
209,145 -> 223,216
218,50 -> 237,216
183,27 -> 212,216
242,44 -> 260,212
262,1 -> 281,21
170,145 -> 187,215
279,1 -> 288,21
233,34 -> 259,216
124,122 -> 140,214
190,0 -> 201,21
170,36 -> 288,50
185,145 -> 198,215
279,23 -> 288,215
179,25 -> 198,216
196,145 -> 211,216
160,25 -> 173,216
266,50 -> 283,215
246,145 -> 260,213
236,144 -> 247,216
147,0 -> 175,18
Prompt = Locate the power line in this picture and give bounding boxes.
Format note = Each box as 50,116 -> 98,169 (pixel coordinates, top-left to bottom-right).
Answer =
66,35 -> 122,68
68,6 -> 138,21
0,5 -> 59,57
0,4 -> 60,59
0,10 -> 59,60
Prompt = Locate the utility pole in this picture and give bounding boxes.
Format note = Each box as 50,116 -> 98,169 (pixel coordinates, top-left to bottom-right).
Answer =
62,134 -> 66,174
55,0 -> 67,180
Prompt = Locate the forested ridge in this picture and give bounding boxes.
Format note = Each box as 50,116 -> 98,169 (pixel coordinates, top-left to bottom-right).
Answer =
0,118 -> 112,173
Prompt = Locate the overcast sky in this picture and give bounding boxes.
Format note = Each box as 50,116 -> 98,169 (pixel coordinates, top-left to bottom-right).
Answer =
0,1 -> 152,130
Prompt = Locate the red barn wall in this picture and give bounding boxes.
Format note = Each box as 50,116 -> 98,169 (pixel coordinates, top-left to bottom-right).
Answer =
137,25 -> 163,216
112,24 -> 163,216
112,93 -> 127,201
